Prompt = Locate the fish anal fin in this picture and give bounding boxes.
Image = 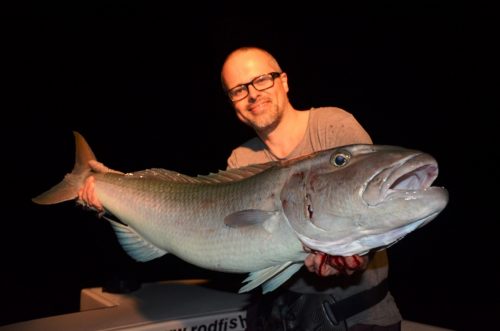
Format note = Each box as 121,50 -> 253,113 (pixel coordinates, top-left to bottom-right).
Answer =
238,262 -> 303,294
104,216 -> 168,262
261,263 -> 303,294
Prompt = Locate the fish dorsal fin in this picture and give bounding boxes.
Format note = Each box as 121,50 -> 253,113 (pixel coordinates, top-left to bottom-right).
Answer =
239,262 -> 303,294
104,216 -> 168,262
129,163 -> 274,185
196,163 -> 275,184
131,169 -> 201,183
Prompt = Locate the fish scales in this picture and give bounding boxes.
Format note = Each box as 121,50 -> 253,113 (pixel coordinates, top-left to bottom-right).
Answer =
32,132 -> 448,293
93,170 -> 305,273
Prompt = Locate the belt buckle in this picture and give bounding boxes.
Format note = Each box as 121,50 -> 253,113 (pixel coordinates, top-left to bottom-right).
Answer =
322,297 -> 341,326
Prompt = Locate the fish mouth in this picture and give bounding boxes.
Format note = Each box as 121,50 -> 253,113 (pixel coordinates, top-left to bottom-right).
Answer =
362,153 -> 440,206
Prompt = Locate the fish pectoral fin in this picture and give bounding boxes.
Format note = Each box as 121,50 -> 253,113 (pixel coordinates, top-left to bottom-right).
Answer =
104,216 -> 168,262
224,209 -> 278,228
238,262 -> 303,294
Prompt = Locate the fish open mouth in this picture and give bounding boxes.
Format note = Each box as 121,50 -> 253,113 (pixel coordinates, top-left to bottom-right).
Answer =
363,153 -> 439,206
389,163 -> 438,190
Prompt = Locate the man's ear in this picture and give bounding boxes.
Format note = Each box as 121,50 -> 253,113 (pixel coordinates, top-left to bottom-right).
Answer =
280,72 -> 289,93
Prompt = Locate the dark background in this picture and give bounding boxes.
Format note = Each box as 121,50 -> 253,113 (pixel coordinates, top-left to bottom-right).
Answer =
2,3 -> 497,330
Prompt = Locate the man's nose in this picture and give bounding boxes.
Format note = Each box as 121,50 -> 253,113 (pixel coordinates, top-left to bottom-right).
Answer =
247,85 -> 260,100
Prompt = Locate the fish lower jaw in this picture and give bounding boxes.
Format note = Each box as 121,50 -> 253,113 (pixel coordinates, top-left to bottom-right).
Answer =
297,233 -> 367,256
296,215 -> 434,256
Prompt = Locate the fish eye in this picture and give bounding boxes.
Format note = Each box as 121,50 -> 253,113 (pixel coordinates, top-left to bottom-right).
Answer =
330,151 -> 351,167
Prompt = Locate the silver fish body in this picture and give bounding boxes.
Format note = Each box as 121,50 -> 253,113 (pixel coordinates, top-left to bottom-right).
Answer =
33,132 -> 448,293
94,168 -> 305,273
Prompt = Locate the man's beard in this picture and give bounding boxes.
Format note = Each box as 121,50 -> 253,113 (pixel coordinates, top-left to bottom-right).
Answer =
249,106 -> 282,135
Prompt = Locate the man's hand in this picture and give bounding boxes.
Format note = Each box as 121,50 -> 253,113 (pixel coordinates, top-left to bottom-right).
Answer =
77,160 -> 123,212
78,176 -> 103,211
304,252 -> 369,277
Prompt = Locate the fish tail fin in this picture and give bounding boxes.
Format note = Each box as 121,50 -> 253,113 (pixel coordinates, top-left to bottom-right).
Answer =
32,131 -> 96,205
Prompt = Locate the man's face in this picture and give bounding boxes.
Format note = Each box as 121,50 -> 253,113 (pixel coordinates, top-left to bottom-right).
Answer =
222,50 -> 289,133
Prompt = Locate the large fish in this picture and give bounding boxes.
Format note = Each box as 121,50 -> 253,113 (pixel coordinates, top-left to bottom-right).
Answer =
33,132 -> 448,293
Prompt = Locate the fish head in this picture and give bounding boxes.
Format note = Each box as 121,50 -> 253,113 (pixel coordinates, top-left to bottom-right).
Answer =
279,144 -> 449,256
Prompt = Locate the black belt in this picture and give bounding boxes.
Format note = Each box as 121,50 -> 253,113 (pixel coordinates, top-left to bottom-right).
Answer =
322,278 -> 389,323
247,279 -> 389,331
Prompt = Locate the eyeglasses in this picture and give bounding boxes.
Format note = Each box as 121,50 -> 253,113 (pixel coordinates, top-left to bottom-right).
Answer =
226,72 -> 282,102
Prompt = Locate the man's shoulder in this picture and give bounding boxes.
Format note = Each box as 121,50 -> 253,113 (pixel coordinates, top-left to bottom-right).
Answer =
309,106 -> 354,120
227,137 -> 271,168
308,107 -> 360,131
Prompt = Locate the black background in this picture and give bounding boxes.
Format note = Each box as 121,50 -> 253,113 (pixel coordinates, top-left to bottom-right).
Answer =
2,3 -> 498,330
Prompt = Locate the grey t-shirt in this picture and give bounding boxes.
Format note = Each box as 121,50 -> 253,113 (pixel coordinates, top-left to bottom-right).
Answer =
227,107 -> 401,327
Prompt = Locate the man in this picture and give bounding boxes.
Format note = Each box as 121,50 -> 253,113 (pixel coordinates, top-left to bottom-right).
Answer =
79,47 -> 402,330
220,47 -> 401,331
